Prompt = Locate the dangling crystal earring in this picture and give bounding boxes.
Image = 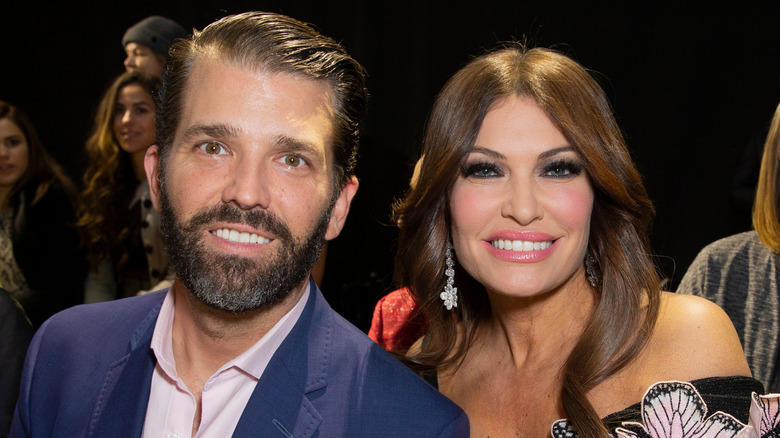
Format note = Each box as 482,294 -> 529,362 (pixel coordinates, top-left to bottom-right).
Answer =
585,254 -> 599,288
440,241 -> 458,310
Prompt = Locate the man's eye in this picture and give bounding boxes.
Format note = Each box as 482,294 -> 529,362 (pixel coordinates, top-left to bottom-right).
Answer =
199,142 -> 226,155
282,155 -> 304,167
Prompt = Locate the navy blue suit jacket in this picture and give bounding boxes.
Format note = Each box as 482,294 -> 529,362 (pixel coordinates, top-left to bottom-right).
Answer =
11,279 -> 468,437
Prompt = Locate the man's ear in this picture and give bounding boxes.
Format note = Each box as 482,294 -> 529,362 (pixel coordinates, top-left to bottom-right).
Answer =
325,175 -> 358,240
144,145 -> 163,213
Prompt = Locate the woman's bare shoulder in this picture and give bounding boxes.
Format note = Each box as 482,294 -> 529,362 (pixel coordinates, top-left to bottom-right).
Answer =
644,292 -> 750,380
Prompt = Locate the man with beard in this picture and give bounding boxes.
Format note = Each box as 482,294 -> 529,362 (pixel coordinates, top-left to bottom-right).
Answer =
11,11 -> 468,438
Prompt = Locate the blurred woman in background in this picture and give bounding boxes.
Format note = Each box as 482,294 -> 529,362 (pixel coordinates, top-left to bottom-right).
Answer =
0,101 -> 85,327
679,101 -> 780,393
78,71 -> 172,302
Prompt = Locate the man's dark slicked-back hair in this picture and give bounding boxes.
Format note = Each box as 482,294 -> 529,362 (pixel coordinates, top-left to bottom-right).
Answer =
156,11 -> 368,188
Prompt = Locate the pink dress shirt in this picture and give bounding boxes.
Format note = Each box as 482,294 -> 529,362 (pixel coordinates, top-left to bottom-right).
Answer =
141,285 -> 309,438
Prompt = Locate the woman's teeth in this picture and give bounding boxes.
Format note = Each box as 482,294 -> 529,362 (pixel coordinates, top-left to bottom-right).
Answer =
491,239 -> 552,251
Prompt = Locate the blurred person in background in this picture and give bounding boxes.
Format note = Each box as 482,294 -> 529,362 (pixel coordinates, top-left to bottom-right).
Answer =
78,71 -> 173,301
122,15 -> 187,78
0,101 -> 84,327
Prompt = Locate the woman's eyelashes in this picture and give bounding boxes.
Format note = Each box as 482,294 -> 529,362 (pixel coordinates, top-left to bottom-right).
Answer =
462,160 -> 504,179
541,159 -> 583,178
461,158 -> 583,180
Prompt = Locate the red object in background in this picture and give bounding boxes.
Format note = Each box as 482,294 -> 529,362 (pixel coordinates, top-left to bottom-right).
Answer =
368,288 -> 427,353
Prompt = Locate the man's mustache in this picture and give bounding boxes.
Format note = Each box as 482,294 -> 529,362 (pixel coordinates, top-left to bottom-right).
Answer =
184,203 -> 294,242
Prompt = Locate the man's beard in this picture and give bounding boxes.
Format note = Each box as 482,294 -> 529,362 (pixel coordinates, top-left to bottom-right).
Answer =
159,188 -> 333,313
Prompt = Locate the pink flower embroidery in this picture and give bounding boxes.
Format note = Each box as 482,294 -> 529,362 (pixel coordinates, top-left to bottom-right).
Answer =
615,382 -> 743,438
736,392 -> 780,438
552,381 -> 752,438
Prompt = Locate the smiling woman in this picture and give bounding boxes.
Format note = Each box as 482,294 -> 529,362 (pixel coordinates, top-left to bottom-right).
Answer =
395,45 -> 776,437
450,97 -> 594,296
77,71 -> 173,301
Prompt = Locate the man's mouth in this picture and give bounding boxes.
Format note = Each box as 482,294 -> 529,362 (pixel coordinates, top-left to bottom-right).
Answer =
212,228 -> 271,244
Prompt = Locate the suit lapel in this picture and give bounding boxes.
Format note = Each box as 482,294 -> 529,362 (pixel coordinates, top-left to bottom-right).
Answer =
234,279 -> 332,438
232,362 -> 322,438
88,297 -> 161,437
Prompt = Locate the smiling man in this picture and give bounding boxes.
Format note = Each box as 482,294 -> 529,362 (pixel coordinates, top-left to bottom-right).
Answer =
11,12 -> 468,438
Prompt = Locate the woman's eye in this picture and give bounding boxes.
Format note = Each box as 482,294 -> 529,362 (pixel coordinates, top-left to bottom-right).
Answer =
281,154 -> 307,167
199,142 -> 226,155
543,160 -> 583,178
462,161 -> 502,179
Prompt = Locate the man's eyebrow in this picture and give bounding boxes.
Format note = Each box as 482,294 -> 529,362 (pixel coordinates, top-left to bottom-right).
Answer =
179,123 -> 240,144
274,134 -> 323,157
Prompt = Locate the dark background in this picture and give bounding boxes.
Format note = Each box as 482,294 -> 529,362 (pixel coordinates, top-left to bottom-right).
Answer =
3,1 -> 779,331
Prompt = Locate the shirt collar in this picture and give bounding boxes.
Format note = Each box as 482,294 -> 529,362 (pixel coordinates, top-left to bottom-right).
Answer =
150,282 -> 310,382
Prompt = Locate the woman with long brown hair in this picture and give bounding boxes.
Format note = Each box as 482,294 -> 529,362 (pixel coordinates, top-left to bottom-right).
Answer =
0,101 -> 85,327
396,45 -> 768,437
78,70 -> 172,301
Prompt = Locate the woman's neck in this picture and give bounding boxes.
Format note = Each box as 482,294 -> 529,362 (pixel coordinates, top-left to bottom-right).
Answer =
0,186 -> 14,213
483,274 -> 595,371
130,149 -> 147,181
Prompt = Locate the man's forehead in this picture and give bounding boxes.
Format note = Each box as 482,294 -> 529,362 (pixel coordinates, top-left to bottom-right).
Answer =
174,56 -> 338,150
183,56 -> 336,111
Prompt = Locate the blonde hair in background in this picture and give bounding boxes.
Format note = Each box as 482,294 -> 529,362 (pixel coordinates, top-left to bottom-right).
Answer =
753,102 -> 780,252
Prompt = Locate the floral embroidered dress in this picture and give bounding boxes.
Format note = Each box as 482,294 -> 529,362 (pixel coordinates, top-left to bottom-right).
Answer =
551,377 -> 780,438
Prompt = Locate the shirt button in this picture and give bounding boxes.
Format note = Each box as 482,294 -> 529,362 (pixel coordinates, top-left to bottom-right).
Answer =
151,269 -> 160,278
145,245 -> 153,254
141,220 -> 150,228
143,199 -> 153,208
167,434 -> 180,438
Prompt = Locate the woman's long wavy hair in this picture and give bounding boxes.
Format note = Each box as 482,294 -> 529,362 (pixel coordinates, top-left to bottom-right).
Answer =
77,71 -> 159,264
753,102 -> 780,252
0,101 -> 76,211
395,45 -> 661,437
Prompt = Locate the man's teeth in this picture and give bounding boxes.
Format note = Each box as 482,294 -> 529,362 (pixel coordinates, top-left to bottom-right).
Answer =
491,239 -> 552,251
214,228 -> 270,244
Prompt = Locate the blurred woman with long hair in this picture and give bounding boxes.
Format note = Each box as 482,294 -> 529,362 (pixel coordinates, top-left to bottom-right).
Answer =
0,101 -> 85,327
78,70 -> 172,301
679,101 -> 780,394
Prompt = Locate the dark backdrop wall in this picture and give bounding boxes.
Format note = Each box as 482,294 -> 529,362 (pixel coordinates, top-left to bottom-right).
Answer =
3,1 -> 779,331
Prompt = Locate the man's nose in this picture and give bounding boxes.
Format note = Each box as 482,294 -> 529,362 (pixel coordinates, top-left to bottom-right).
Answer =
222,155 -> 272,210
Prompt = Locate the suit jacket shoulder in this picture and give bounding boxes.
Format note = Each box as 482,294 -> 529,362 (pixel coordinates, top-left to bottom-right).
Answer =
238,280 -> 468,437
11,290 -> 165,437
12,283 -> 468,437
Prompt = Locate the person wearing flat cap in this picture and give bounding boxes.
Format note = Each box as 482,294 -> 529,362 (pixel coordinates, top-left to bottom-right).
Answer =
122,15 -> 187,78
